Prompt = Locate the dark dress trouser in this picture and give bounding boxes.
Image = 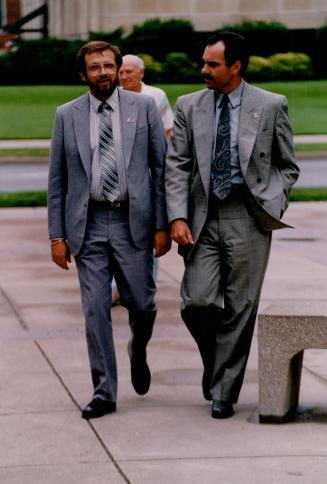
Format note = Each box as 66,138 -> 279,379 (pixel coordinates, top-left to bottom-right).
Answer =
181,186 -> 272,403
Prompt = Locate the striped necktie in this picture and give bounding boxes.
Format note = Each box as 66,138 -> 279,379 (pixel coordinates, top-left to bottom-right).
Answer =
99,102 -> 120,202
211,94 -> 231,200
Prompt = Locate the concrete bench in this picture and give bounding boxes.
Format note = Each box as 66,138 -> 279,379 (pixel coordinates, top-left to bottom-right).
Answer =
258,301 -> 327,423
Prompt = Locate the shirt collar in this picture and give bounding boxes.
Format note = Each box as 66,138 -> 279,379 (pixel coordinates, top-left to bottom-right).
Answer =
215,80 -> 244,109
89,87 -> 119,113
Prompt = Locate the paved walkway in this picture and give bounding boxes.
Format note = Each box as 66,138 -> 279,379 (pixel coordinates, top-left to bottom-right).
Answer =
0,203 -> 327,483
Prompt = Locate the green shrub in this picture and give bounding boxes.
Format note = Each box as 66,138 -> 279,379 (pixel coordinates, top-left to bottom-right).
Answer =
246,55 -> 272,81
269,52 -> 313,80
220,19 -> 289,57
137,53 -> 163,83
314,25 -> 327,77
88,27 -> 125,45
0,38 -> 84,84
246,52 -> 313,81
162,52 -> 201,83
123,18 -> 196,61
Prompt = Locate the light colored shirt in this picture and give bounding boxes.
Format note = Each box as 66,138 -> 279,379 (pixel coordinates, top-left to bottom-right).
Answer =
213,81 -> 244,184
89,88 -> 127,201
140,82 -> 174,132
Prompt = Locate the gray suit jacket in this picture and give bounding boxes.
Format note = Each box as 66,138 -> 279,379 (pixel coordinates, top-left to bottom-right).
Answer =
48,89 -> 167,256
165,82 -> 300,258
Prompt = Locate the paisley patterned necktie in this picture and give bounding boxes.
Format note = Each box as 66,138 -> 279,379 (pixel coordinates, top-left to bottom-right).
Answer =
211,94 -> 231,200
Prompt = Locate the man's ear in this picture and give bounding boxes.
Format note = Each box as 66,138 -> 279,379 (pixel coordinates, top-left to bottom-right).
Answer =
140,68 -> 145,81
231,60 -> 241,76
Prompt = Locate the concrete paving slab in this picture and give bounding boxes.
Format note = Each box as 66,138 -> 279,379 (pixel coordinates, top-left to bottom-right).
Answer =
0,371 -> 77,414
34,339 -> 89,372
0,413 -> 109,467
19,304 -> 84,332
91,404 -> 327,461
0,464 -> 126,484
0,279 -> 80,307
0,340 -> 51,373
303,349 -> 327,381
119,457 -> 327,484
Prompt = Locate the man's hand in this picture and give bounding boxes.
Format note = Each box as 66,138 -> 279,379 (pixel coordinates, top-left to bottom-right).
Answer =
51,240 -> 71,270
154,230 -> 171,257
170,219 -> 194,245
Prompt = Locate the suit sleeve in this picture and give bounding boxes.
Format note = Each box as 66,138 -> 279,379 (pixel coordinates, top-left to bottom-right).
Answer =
47,108 -> 68,240
147,97 -> 168,230
165,98 -> 193,223
274,97 -> 300,200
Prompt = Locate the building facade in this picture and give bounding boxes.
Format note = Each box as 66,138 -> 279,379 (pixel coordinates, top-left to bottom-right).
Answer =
1,0 -> 327,40
48,0 -> 327,38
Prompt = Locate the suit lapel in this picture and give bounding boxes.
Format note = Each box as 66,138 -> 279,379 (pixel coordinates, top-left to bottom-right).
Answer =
238,83 -> 263,175
119,90 -> 137,169
193,90 -> 215,197
73,93 -> 92,180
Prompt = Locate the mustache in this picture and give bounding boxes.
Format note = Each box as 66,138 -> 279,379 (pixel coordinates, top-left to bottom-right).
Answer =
202,74 -> 214,81
97,75 -> 111,82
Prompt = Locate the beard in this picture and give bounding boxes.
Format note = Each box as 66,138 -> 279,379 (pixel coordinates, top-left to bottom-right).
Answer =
86,74 -> 119,99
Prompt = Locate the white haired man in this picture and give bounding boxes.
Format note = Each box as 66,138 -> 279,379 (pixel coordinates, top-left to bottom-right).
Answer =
119,54 -> 174,139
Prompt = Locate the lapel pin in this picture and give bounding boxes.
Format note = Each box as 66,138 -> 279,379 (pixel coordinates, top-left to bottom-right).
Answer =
253,112 -> 259,118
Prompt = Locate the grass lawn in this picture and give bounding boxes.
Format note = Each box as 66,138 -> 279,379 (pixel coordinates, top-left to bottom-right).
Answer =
0,187 -> 326,207
0,148 -> 49,157
0,85 -> 87,139
160,80 -> 327,136
0,80 -> 327,139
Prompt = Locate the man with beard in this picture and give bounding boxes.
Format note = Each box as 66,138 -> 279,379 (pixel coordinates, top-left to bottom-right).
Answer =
165,32 -> 299,419
48,41 -> 170,419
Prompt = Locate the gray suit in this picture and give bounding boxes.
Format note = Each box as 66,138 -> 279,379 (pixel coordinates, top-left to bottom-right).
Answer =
48,89 -> 167,403
165,82 -> 299,402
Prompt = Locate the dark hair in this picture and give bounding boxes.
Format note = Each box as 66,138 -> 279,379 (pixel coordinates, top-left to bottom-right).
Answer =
206,31 -> 249,77
76,41 -> 122,74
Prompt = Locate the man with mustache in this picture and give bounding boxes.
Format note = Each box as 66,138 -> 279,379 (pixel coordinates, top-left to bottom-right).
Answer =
165,31 -> 299,419
48,41 -> 170,419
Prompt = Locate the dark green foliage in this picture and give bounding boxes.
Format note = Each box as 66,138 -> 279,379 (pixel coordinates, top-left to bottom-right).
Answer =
88,27 -> 125,46
0,38 -> 84,85
0,17 -> 324,84
219,20 -> 289,57
161,52 -> 201,83
122,18 -> 196,61
137,54 -> 163,83
0,188 -> 325,208
246,52 -> 313,82
269,52 -> 313,80
313,25 -> 327,77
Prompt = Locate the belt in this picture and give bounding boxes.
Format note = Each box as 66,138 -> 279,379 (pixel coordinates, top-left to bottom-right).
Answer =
89,200 -> 128,209
209,184 -> 246,203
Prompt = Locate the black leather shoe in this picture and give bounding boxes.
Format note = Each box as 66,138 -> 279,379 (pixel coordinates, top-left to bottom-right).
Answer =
128,342 -> 151,395
81,399 -> 116,420
211,399 -> 234,419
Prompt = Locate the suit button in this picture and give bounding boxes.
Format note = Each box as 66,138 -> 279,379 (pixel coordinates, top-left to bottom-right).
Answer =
257,177 -> 262,183
260,152 -> 265,158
